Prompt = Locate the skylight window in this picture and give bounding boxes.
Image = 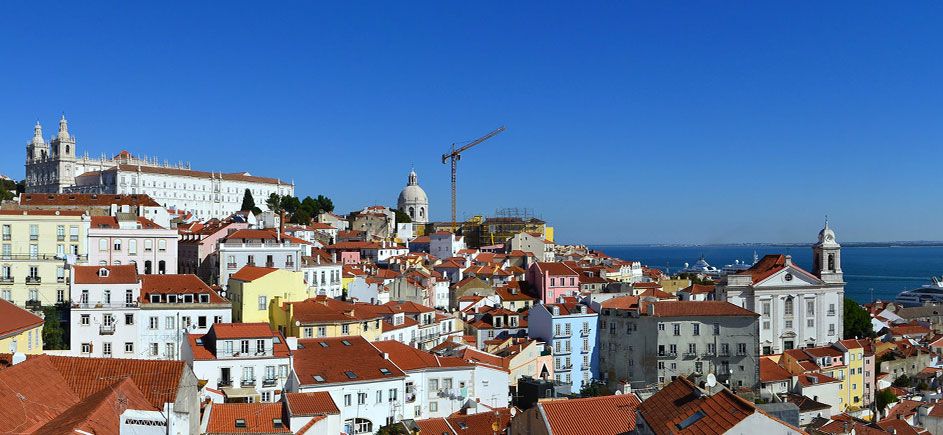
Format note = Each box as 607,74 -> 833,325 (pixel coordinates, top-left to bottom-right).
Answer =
341,340 -> 351,346
380,368 -> 392,375
319,342 -> 328,347
313,375 -> 325,383
234,419 -> 246,428
345,371 -> 358,379
676,411 -> 706,430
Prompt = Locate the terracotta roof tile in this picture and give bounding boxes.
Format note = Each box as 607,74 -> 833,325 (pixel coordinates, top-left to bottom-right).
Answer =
140,274 -> 228,304
644,301 -> 759,318
90,215 -> 164,229
72,264 -> 139,284
284,392 -> 340,416
293,336 -> 405,386
19,193 -> 161,207
541,394 -> 641,435
373,340 -> 471,371
760,358 -> 793,382
206,403 -> 290,434
533,262 -> 578,276
230,265 -> 280,282
0,298 -> 44,338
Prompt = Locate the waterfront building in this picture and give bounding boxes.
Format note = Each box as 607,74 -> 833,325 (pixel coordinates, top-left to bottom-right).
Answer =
183,322 -> 291,403
0,298 -> 44,353
24,117 -> 293,219
597,298 -> 759,390
0,210 -> 89,307
528,297 -> 598,389
397,169 -> 429,225
717,223 -> 845,354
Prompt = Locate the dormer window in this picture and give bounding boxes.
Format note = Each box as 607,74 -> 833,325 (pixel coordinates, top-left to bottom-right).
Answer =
199,294 -> 209,303
183,294 -> 194,303
167,294 -> 177,303
98,268 -> 109,277
150,294 -> 161,303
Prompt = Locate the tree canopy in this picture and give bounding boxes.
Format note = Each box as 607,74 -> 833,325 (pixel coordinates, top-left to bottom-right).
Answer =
264,193 -> 335,225
240,188 -> 262,214
844,297 -> 875,339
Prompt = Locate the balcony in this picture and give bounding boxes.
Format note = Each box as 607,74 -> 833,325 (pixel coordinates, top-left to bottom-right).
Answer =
554,330 -> 571,339
227,263 -> 237,270
70,235 -> 79,242
100,324 -> 116,335
72,302 -> 139,309
29,235 -> 38,241
555,348 -> 571,355
262,378 -> 277,387
57,277 -> 66,283
0,253 -> 87,261
0,277 -> 12,285
827,310 -> 837,316
682,351 -> 698,359
241,379 -> 256,387
719,350 -> 731,357
219,379 -> 233,387
702,351 -> 716,358
405,393 -> 416,403
265,261 -> 275,268
57,235 -> 65,242
25,276 -> 41,285
1,235 -> 9,241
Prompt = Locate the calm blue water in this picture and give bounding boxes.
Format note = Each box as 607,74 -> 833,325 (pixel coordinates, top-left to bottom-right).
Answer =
589,245 -> 943,304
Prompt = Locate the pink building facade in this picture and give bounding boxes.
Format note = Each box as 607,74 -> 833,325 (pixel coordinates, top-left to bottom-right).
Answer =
87,216 -> 179,275
178,221 -> 250,284
526,262 -> 580,303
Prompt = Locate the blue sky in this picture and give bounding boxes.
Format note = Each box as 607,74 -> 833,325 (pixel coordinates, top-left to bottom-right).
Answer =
1,2 -> 941,245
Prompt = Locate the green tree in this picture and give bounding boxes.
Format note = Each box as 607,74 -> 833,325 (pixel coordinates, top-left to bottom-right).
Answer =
240,189 -> 261,214
394,209 -> 412,225
41,306 -> 66,350
892,374 -> 912,388
315,194 -> 334,213
917,380 -> 930,391
280,195 -> 301,217
0,179 -> 17,202
875,389 -> 898,413
579,381 -> 612,397
375,423 -> 411,435
266,193 -> 283,214
844,297 -> 875,339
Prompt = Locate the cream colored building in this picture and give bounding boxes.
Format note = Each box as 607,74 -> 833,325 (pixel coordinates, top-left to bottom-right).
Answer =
0,298 -> 44,354
0,210 -> 90,307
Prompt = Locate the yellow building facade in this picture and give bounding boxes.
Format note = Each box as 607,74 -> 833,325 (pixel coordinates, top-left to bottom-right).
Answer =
269,295 -> 384,341
226,266 -> 309,323
0,210 -> 90,307
0,299 -> 45,354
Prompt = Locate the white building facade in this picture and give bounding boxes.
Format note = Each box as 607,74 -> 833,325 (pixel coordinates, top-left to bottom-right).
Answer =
24,117 -> 293,219
718,223 -> 845,355
87,215 -> 178,274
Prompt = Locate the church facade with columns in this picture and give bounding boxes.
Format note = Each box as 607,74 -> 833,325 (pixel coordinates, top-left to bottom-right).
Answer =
24,117 -> 293,220
717,222 -> 845,355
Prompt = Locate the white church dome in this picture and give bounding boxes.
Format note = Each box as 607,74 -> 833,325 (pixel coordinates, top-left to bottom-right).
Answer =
397,169 -> 429,223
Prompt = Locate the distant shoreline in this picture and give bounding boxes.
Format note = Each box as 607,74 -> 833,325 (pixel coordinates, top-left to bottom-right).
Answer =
588,242 -> 943,249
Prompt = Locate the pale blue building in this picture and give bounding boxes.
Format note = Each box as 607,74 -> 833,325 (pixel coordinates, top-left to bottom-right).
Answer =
527,298 -> 599,390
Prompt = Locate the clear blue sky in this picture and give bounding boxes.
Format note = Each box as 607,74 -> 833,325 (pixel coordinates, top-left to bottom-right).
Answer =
2,2 -> 940,245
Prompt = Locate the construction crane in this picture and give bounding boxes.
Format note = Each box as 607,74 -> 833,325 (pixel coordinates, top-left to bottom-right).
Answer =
441,126 -> 506,230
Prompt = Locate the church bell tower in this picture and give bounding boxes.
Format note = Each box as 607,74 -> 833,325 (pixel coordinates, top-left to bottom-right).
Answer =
812,218 -> 843,284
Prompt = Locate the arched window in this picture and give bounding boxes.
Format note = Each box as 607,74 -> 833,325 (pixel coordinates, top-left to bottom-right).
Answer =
784,297 -> 794,316
144,261 -> 153,274
408,207 -> 415,218
113,239 -> 122,251
345,419 -> 373,434
420,207 -> 425,218
158,260 -> 166,274
827,253 -> 835,271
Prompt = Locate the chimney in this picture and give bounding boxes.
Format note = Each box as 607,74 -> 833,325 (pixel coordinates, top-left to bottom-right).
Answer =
286,337 -> 298,351
784,255 -> 793,266
382,352 -> 390,360
647,302 -> 655,316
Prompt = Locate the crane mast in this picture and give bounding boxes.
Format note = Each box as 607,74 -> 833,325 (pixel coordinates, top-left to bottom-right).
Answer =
441,126 -> 506,230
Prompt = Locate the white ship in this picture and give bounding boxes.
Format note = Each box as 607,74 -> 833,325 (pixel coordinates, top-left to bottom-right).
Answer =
895,277 -> 943,307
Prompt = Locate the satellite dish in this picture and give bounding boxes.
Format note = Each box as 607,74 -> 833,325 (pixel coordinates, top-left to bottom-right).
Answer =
706,373 -> 717,388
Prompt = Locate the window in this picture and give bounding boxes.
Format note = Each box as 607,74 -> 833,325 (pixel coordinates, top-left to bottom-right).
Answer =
673,324 -> 680,336
829,324 -> 835,336
692,323 -> 700,335
81,343 -> 91,354
807,300 -> 815,316
103,342 -> 112,357
807,319 -> 814,327
258,296 -> 267,311
763,321 -> 770,330
376,390 -> 383,403
784,297 -> 794,316
128,239 -> 137,255
165,316 -> 174,330
166,343 -> 175,359
29,224 -> 38,240
317,326 -> 327,337
428,379 -> 439,397
81,314 -> 90,325
158,240 -> 167,252
785,320 -> 793,329
357,392 -> 367,405
344,394 -> 352,407
125,314 -> 134,325
761,302 -> 770,316
144,240 -> 153,252
241,340 -> 250,353
256,339 -> 265,353
99,239 -> 108,252
658,323 -> 665,331
149,317 -> 158,329
430,401 -> 438,412
342,324 -> 350,335
114,239 -> 122,251
125,342 -> 134,353
713,323 -> 720,335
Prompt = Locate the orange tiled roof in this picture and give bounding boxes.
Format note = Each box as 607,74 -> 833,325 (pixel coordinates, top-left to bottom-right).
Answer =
206,403 -> 290,434
212,322 -> 280,340
0,298 -> 44,338
293,336 -> 405,385
534,262 -> 578,276
72,264 -> 139,285
45,354 -> 185,410
735,254 -> 819,284
541,394 -> 641,435
284,392 -> 340,416
34,376 -> 157,435
140,274 -> 228,304
759,358 -> 793,382
643,301 -> 758,318
19,193 -> 161,207
373,340 -> 471,371
286,296 -> 384,324
90,215 -> 164,229
230,265 -> 280,282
